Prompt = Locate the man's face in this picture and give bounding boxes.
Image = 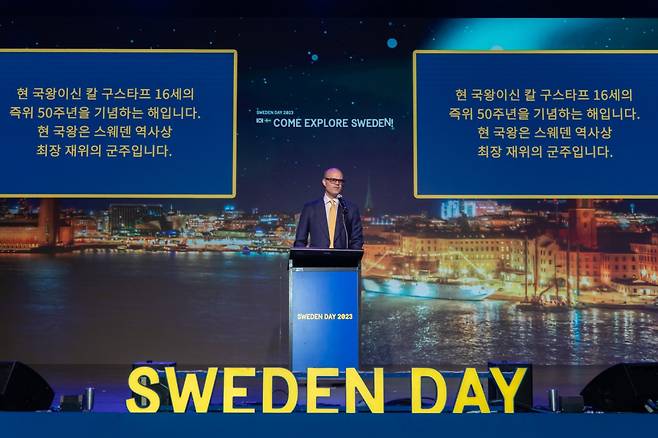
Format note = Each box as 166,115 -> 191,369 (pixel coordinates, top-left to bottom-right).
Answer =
322,169 -> 344,198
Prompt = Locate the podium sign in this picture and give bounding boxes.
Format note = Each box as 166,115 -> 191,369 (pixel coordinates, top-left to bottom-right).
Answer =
288,249 -> 363,371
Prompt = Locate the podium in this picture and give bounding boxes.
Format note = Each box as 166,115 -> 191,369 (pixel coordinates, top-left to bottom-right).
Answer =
288,248 -> 364,371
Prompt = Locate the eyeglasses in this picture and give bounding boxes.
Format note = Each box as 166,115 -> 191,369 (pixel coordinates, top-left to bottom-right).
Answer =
324,177 -> 345,185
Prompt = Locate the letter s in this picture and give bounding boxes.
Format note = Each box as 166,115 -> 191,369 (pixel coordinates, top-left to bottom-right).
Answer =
126,366 -> 161,413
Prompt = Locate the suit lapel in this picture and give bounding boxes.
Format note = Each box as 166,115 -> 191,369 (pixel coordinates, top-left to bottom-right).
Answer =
333,203 -> 344,245
338,203 -> 346,244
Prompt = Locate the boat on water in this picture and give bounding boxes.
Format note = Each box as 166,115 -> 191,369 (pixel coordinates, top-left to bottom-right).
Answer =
515,300 -> 570,312
361,276 -> 497,301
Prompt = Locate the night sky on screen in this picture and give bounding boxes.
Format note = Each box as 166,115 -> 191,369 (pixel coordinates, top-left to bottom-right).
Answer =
2,17 -> 658,214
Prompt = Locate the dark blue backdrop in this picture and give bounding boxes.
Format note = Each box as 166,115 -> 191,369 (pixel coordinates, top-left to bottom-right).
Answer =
0,50 -> 235,196
415,52 -> 658,197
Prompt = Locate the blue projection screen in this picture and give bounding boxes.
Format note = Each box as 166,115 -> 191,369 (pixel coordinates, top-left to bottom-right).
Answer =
414,50 -> 658,198
0,49 -> 237,198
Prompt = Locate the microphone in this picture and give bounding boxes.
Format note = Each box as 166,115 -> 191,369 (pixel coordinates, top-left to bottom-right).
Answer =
337,194 -> 349,248
337,194 -> 348,213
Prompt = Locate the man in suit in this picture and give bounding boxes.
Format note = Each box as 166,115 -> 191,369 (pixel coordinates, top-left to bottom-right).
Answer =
293,167 -> 364,249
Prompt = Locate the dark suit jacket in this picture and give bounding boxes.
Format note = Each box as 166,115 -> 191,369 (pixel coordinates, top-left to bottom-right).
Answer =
293,197 -> 364,249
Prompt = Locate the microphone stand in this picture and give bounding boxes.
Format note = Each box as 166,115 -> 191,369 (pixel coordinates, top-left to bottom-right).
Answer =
338,195 -> 349,249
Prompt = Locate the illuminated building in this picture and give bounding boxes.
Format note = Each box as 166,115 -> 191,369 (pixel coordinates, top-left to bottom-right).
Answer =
71,217 -> 100,237
0,199 -> 66,250
568,199 -> 597,249
37,199 -> 58,246
399,232 -> 526,277
109,204 -> 163,233
440,200 -> 462,220
600,252 -> 639,284
440,200 -> 508,220
363,235 -> 400,257
222,204 -> 244,220
630,233 -> 658,284
611,278 -> 658,298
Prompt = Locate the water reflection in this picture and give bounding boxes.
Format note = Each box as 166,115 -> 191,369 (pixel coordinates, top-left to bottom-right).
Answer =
0,252 -> 656,366
362,294 -> 658,366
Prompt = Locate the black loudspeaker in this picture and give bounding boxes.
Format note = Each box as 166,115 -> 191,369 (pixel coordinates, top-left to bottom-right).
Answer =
559,395 -> 584,413
59,394 -> 83,412
0,361 -> 55,411
581,363 -> 658,412
487,361 -> 533,412
132,361 -> 176,410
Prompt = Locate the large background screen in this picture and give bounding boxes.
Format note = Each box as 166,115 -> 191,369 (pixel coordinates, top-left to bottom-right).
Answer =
1,17 -> 657,371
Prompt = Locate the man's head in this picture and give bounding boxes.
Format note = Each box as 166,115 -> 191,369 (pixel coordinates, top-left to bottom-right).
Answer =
322,167 -> 344,198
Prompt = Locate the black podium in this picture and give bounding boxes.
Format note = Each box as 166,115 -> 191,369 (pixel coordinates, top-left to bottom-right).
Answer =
288,248 -> 364,371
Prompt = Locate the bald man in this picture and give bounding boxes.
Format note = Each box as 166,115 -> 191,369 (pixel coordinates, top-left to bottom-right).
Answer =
293,168 -> 363,249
